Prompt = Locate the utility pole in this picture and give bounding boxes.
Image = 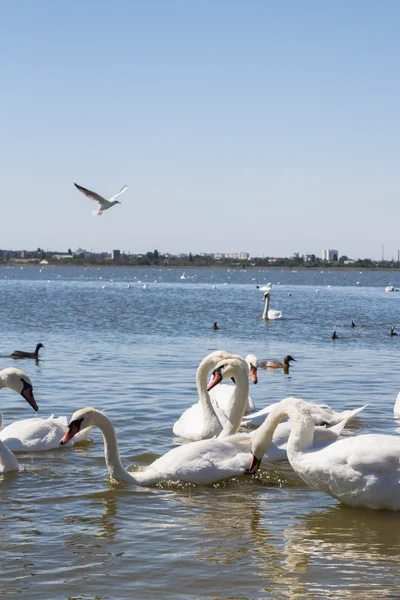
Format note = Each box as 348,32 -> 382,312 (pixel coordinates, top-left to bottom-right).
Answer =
382,245 -> 384,262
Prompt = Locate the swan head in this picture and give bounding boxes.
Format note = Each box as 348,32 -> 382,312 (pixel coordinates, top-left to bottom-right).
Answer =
262,292 -> 270,301
244,354 -> 258,384
207,358 -> 246,391
60,407 -> 100,445
0,368 -> 38,411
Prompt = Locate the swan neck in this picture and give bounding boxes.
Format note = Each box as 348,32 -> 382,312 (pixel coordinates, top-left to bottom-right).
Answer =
219,369 -> 249,437
196,360 -> 220,425
96,413 -> 137,483
252,397 -> 314,459
262,294 -> 270,319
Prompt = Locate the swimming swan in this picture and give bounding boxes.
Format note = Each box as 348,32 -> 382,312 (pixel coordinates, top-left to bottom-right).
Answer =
172,352 -> 257,441
0,413 -> 19,473
0,415 -> 92,451
247,397 -> 400,510
210,353 -> 258,414
60,359 -> 254,486
241,399 -> 367,429
0,368 -> 38,412
262,292 -> 282,320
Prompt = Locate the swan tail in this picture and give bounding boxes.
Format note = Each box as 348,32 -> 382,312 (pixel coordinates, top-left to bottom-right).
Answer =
343,404 -> 368,421
241,403 -> 278,428
394,392 -> 400,416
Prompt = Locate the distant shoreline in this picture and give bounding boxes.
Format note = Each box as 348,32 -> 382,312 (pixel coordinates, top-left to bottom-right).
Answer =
2,260 -> 400,271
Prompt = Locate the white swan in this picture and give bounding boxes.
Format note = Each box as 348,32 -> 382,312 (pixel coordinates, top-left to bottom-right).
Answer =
0,368 -> 38,412
256,283 -> 272,292
60,376 -> 353,485
394,392 -> 400,418
252,418 -> 352,462
209,369 -> 354,462
241,400 -> 366,428
0,415 -> 92,451
172,353 -> 257,441
60,359 -> 253,486
61,408 -> 254,485
261,292 -> 282,320
210,353 -> 258,414
0,414 -> 18,473
247,397 -> 400,510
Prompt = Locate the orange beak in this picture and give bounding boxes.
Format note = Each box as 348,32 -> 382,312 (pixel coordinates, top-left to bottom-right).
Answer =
60,424 -> 79,445
244,453 -> 261,475
250,367 -> 258,384
207,370 -> 223,391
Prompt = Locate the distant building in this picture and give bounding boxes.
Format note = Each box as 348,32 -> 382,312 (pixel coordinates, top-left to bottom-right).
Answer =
213,252 -> 250,260
322,249 -> 338,261
305,254 -> 316,262
111,249 -> 121,260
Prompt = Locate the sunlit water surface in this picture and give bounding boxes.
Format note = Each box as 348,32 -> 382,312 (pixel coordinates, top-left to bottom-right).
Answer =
1,266 -> 400,599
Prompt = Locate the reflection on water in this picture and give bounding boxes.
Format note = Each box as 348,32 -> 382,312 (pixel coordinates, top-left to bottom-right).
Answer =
283,505 -> 400,598
0,267 -> 400,598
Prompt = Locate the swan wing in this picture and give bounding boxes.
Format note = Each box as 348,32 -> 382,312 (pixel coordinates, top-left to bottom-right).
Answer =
173,402 -> 225,441
292,434 -> 400,509
146,436 -> 253,485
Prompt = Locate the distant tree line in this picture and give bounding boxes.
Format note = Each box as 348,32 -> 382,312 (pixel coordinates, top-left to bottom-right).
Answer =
1,248 -> 400,269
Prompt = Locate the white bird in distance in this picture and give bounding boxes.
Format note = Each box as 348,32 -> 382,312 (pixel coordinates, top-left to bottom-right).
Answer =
74,182 -> 128,216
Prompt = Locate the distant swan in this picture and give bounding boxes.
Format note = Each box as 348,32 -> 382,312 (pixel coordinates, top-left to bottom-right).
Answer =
0,415 -> 92,452
261,292 -> 282,320
247,397 -> 400,510
256,283 -> 272,292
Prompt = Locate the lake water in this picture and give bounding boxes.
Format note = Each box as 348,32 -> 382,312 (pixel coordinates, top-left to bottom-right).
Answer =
1,265 -> 400,599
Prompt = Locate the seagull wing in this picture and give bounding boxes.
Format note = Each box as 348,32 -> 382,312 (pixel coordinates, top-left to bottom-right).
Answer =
109,185 -> 128,201
74,183 -> 107,205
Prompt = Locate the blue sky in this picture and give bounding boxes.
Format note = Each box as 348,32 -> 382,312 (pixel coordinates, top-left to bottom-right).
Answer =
1,0 -> 400,259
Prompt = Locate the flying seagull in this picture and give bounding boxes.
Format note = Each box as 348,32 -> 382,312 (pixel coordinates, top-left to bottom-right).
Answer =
74,183 -> 128,216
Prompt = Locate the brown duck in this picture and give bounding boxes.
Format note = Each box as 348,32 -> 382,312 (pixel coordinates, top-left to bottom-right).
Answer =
260,355 -> 296,369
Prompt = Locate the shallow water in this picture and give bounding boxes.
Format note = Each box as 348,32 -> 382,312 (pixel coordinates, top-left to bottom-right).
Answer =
1,265 -> 400,598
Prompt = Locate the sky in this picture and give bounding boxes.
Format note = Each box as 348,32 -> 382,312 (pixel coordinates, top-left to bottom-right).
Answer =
1,0 -> 400,260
